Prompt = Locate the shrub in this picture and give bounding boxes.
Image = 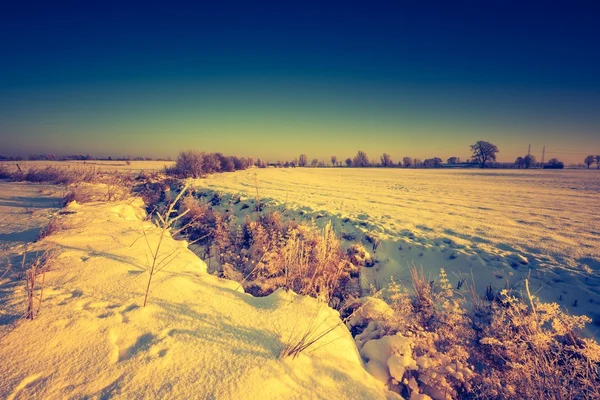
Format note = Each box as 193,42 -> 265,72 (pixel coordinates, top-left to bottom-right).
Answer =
348,271 -> 600,400
471,283 -> 600,399
178,197 -> 359,305
173,150 -> 205,178
0,165 -> 12,180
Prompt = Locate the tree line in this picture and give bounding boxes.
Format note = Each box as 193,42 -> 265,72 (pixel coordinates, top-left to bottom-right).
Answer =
584,155 -> 600,169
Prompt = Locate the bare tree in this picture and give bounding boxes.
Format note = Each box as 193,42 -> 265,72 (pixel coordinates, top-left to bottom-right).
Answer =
353,151 -> 371,167
345,158 -> 352,167
545,158 -> 564,169
380,153 -> 393,167
447,157 -> 460,164
331,155 -> 337,167
515,156 -> 525,169
413,158 -> 422,168
175,150 -> 204,178
524,154 -> 536,169
311,158 -> 319,167
298,154 -> 308,167
584,155 -> 595,169
402,157 -> 413,168
470,141 -> 499,168
595,155 -> 600,169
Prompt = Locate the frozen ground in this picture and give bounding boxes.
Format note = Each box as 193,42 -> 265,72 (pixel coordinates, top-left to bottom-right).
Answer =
0,185 -> 393,399
0,160 -> 175,174
199,168 -> 600,326
0,183 -> 65,338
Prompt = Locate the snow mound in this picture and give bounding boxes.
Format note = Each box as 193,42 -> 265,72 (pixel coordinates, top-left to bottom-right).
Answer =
0,197 -> 392,399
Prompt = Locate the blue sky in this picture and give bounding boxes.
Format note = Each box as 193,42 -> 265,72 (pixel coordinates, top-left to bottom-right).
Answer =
1,1 -> 599,162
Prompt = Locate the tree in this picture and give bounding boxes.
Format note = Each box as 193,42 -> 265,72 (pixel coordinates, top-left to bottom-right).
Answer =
298,154 -> 308,167
584,155 -> 594,168
175,150 -> 204,178
353,151 -> 371,167
422,157 -> 442,168
596,155 -> 600,169
402,157 -> 413,168
413,158 -> 422,168
544,158 -> 564,169
515,156 -> 525,169
203,153 -> 222,173
447,157 -> 460,164
524,154 -> 536,169
331,155 -> 337,167
380,153 -> 393,167
470,141 -> 499,168
345,158 -> 352,167
311,158 -> 319,167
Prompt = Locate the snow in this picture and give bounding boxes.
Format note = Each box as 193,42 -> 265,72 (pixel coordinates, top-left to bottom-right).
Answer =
197,168 -> 600,325
1,160 -> 174,174
0,187 -> 392,399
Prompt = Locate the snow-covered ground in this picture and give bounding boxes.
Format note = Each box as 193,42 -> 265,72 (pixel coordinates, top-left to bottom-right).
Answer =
0,185 -> 393,399
0,160 -> 174,174
199,168 -> 600,326
0,183 -> 65,337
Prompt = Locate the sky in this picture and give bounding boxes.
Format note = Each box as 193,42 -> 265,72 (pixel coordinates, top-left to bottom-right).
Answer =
1,1 -> 599,163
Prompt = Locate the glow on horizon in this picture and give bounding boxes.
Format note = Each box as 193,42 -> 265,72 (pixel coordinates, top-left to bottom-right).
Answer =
1,79 -> 599,164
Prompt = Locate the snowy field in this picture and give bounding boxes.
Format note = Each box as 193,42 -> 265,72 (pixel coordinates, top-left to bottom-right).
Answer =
0,171 -> 598,398
0,183 -> 391,399
0,160 -> 174,174
200,168 -> 600,325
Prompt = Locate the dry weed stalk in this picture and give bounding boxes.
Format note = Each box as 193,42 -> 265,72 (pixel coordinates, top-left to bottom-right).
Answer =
140,185 -> 192,307
277,295 -> 382,360
24,253 -> 48,320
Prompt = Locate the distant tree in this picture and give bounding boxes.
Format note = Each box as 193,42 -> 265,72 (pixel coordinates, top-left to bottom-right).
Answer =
202,153 -> 221,173
255,158 -> 267,168
175,150 -> 204,178
215,153 -> 235,172
231,156 -> 246,170
289,159 -> 297,168
470,141 -> 499,168
524,154 -> 536,169
380,153 -> 393,167
298,154 -> 308,167
544,158 -> 564,169
422,157 -> 442,168
311,158 -> 319,167
345,158 -> 352,167
284,161 -> 290,168
331,155 -> 337,167
447,157 -> 460,164
515,156 -> 525,169
596,155 -> 600,169
402,157 -> 413,168
353,151 -> 371,167
413,158 -> 422,168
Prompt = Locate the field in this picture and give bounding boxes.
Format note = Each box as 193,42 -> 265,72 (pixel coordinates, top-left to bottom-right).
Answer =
201,168 -> 600,323
1,167 -> 599,399
0,160 -> 174,174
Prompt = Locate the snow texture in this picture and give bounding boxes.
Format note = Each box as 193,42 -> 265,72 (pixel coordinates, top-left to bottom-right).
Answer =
0,191 -> 392,399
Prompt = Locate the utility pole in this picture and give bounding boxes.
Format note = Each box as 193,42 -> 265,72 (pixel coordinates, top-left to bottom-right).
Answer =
541,145 -> 545,165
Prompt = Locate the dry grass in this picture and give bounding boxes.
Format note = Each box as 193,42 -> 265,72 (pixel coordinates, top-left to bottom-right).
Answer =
351,270 -> 600,399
